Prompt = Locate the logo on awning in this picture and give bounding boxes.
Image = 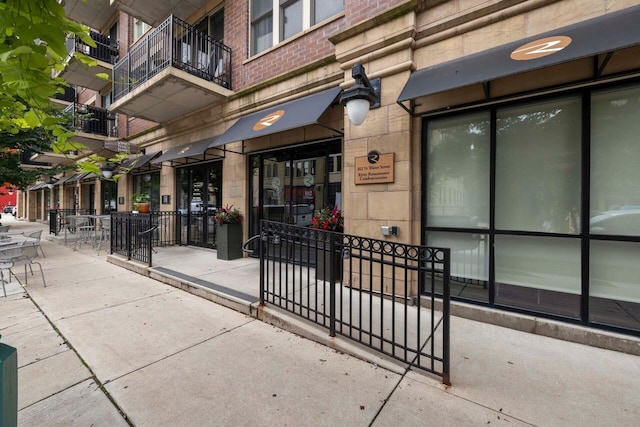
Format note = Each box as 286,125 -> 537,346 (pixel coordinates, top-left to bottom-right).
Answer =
511,36 -> 572,61
253,110 -> 285,131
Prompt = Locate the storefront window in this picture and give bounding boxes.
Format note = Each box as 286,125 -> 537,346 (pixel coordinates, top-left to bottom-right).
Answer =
132,172 -> 160,211
591,85 -> 640,236
249,141 -> 341,238
495,235 -> 581,318
496,97 -> 581,234
427,112 -> 490,229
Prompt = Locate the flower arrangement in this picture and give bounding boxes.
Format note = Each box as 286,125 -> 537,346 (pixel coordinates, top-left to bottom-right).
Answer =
214,204 -> 243,224
312,206 -> 343,231
132,192 -> 150,203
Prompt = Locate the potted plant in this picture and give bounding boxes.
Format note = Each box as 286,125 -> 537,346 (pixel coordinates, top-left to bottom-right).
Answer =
132,192 -> 151,213
312,206 -> 344,281
214,204 -> 243,260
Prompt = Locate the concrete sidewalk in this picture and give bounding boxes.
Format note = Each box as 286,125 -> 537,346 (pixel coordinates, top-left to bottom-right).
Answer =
1,216 -> 639,426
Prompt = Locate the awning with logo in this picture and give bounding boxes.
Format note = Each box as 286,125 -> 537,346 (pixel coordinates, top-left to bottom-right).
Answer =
151,137 -> 221,166
119,152 -> 162,173
397,5 -> 640,105
209,86 -> 342,149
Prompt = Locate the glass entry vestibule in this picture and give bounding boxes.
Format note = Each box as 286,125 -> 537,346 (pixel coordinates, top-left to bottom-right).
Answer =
423,83 -> 640,335
177,162 -> 222,248
249,140 -> 342,238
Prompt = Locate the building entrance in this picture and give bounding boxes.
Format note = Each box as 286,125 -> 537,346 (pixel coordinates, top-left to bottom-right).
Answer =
177,162 -> 222,248
249,140 -> 341,238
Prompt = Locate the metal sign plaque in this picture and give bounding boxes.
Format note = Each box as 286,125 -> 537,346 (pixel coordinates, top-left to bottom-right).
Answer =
354,151 -> 394,184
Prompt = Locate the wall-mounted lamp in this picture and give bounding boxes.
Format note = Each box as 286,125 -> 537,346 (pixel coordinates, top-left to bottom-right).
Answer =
45,176 -> 57,190
6,187 -> 14,195
100,164 -> 115,179
339,63 -> 381,126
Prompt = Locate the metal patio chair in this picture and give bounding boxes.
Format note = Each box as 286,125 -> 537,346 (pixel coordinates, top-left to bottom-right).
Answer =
0,240 -> 46,288
25,229 -> 45,257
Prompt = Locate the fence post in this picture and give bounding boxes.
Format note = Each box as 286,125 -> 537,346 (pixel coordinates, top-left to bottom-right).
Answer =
329,233 -> 336,337
126,213 -> 132,261
259,222 -> 265,306
442,248 -> 451,386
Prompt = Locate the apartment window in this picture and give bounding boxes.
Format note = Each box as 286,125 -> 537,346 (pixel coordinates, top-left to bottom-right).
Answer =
134,19 -> 151,42
312,0 -> 344,24
251,0 -> 344,55
281,0 -> 303,40
251,0 -> 273,55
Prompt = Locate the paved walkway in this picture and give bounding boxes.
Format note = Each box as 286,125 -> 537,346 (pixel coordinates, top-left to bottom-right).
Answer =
1,216 -> 639,426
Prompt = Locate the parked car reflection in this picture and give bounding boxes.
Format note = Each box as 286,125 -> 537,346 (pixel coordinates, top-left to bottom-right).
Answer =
590,209 -> 640,235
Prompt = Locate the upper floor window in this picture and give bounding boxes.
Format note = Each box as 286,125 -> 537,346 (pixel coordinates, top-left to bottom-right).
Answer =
251,0 -> 344,56
312,0 -> 343,25
134,19 -> 151,42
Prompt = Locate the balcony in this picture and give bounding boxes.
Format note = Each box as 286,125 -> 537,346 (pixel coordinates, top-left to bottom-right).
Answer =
50,86 -> 76,109
57,31 -> 119,92
110,0 -> 207,27
63,102 -> 119,151
64,0 -> 116,29
111,15 -> 232,123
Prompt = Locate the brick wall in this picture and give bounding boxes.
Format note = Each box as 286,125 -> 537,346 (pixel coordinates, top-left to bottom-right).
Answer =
226,0 -> 406,91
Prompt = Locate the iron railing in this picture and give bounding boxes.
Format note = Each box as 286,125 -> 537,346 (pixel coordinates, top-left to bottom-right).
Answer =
48,209 -> 96,235
63,102 -> 117,137
258,220 -> 451,384
110,211 -> 210,265
66,31 -> 119,64
111,212 -> 155,266
113,15 -> 232,101
54,86 -> 76,103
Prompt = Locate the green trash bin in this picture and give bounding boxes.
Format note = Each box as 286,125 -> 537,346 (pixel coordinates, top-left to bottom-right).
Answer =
0,341 -> 18,427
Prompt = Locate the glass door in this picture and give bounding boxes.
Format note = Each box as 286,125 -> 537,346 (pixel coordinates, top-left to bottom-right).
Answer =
249,140 -> 341,238
177,162 -> 222,248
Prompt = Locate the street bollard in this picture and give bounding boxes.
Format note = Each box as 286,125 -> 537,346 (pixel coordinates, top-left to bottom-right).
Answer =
0,341 -> 18,427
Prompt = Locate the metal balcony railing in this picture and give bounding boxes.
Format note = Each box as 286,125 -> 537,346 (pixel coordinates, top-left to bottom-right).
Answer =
66,31 -> 119,64
63,102 -> 117,137
54,86 -> 76,103
113,15 -> 232,101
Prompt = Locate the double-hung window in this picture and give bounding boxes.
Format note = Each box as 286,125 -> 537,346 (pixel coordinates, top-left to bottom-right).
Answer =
250,0 -> 344,56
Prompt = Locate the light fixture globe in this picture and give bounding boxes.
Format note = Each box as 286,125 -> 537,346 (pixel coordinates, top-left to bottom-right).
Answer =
100,165 -> 114,179
339,63 -> 380,126
345,98 -> 372,126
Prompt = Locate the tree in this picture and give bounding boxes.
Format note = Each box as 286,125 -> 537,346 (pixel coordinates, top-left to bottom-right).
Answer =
0,126 -> 71,191
0,0 -> 96,152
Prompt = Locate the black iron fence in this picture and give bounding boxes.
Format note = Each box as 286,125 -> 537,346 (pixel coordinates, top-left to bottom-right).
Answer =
66,31 -> 119,64
48,209 -> 96,235
258,220 -> 451,384
113,15 -> 232,101
63,102 -> 117,137
110,211 -> 200,265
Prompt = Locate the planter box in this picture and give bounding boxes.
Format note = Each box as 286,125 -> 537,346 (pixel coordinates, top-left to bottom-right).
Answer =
217,223 -> 243,260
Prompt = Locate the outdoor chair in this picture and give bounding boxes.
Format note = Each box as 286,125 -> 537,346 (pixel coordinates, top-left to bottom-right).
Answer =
0,240 -> 46,288
0,258 -> 13,297
96,217 -> 110,255
25,229 -> 45,257
0,225 -> 10,240
73,216 -> 95,251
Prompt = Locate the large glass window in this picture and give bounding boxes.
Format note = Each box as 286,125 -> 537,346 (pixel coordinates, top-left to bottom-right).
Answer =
496,97 -> 582,234
427,112 -> 490,229
591,85 -> 640,236
495,235 -> 581,318
424,83 -> 640,333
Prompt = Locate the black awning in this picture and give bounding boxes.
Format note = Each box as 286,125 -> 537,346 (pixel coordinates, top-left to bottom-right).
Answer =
398,5 -> 640,102
210,87 -> 342,148
119,152 -> 162,172
151,137 -> 220,166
